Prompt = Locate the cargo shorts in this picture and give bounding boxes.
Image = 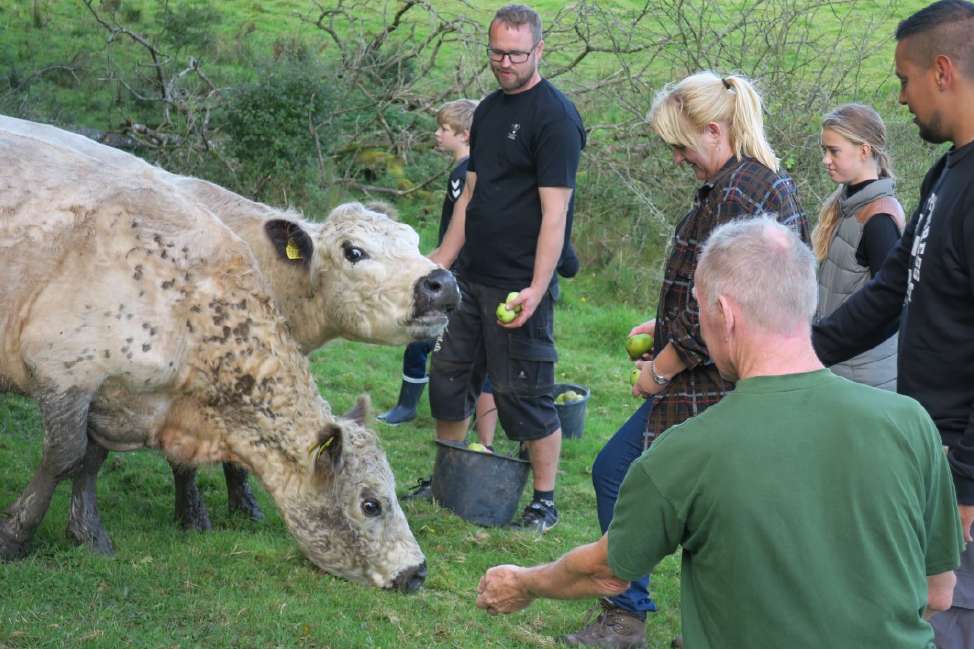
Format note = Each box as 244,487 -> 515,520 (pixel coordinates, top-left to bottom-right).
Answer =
428,276 -> 560,442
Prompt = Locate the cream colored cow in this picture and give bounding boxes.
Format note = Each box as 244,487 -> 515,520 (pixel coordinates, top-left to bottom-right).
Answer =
0,115 -> 459,530
0,132 -> 428,591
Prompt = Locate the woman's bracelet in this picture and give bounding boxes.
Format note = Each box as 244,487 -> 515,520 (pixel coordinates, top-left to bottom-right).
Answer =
650,360 -> 671,385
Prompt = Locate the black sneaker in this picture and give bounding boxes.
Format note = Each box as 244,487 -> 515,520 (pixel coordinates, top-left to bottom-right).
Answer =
402,477 -> 432,501
510,499 -> 558,532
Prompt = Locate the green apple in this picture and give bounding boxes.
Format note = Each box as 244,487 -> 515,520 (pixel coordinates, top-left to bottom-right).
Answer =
496,301 -> 517,323
467,442 -> 490,453
629,368 -> 641,386
505,291 -> 522,313
625,333 -> 654,360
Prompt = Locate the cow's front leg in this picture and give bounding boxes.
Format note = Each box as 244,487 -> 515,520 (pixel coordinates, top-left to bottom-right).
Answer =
171,462 -> 212,532
65,440 -> 114,554
1,386 -> 91,561
223,462 -> 263,521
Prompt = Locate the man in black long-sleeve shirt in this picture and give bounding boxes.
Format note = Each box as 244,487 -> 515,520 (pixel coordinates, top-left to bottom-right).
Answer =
813,2 -> 974,645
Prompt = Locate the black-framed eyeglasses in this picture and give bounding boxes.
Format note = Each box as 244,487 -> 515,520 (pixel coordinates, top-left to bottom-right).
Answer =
485,44 -> 537,64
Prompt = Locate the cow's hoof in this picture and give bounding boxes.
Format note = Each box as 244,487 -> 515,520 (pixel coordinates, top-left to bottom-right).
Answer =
0,520 -> 29,562
224,463 -> 264,522
65,520 -> 115,555
175,490 -> 213,533
178,510 -> 213,533
228,490 -> 264,522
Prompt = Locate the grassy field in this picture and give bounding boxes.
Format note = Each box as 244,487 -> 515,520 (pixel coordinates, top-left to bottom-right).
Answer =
0,279 -> 688,648
0,0 -> 938,647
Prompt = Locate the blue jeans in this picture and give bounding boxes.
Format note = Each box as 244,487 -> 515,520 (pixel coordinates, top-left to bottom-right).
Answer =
592,397 -> 657,614
402,339 -> 436,380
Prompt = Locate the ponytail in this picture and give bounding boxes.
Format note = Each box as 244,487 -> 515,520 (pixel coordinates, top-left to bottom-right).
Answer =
723,76 -> 779,171
811,187 -> 843,261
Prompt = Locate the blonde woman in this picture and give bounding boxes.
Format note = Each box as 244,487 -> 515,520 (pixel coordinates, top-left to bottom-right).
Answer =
814,104 -> 904,391
563,71 -> 810,649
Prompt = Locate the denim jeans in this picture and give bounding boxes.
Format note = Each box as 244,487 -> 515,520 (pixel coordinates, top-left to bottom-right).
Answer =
592,397 -> 657,613
402,339 -> 436,380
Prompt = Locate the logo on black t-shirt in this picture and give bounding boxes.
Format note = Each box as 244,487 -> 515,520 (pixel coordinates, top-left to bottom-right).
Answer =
906,191 -> 936,305
508,123 -> 521,141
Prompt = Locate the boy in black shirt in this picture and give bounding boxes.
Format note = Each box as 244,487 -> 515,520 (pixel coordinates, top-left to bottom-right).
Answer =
378,99 -> 478,425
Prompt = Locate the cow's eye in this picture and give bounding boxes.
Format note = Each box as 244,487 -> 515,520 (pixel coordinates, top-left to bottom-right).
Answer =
342,244 -> 368,264
362,498 -> 382,518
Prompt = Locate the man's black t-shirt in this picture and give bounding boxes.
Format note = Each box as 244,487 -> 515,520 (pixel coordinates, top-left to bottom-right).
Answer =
461,79 -> 585,290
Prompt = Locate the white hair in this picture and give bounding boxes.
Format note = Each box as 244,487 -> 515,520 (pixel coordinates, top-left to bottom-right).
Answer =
696,216 -> 817,333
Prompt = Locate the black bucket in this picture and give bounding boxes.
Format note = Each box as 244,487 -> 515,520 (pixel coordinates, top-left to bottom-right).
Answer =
554,383 -> 590,439
431,440 -> 531,527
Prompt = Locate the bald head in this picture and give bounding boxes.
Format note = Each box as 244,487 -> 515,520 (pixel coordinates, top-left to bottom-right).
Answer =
896,0 -> 974,79
696,217 -> 817,335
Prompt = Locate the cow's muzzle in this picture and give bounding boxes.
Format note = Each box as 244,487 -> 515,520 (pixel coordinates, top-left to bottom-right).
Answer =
391,559 -> 428,593
412,268 -> 460,318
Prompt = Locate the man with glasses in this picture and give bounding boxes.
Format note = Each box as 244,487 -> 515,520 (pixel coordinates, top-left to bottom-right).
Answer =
425,4 -> 585,532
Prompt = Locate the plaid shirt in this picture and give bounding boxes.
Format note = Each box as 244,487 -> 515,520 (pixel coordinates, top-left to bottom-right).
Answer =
645,156 -> 810,447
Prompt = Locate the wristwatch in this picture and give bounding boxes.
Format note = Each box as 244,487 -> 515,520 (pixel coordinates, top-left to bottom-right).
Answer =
650,360 -> 671,385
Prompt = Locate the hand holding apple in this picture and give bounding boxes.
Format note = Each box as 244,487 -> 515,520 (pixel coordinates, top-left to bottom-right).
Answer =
625,333 -> 654,360
496,301 -> 517,323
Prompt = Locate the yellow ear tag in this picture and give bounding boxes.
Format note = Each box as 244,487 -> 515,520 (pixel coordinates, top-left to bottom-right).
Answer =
286,237 -> 303,260
307,436 -> 334,460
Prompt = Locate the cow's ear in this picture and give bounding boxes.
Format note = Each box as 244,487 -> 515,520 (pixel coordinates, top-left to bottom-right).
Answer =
308,423 -> 343,486
265,219 -> 313,267
342,394 -> 372,426
364,201 -> 399,221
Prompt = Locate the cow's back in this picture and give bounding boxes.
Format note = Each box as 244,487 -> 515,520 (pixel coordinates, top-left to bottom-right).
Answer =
0,131 -> 257,396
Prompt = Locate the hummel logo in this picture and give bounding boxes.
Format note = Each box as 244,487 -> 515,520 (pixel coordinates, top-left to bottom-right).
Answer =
508,123 -> 521,140
450,179 -> 462,199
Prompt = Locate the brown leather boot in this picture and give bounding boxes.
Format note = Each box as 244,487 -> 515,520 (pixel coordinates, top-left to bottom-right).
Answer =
558,598 -> 647,648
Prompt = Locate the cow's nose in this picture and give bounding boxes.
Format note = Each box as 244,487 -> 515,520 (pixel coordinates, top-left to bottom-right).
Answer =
392,560 -> 428,593
414,268 -> 460,314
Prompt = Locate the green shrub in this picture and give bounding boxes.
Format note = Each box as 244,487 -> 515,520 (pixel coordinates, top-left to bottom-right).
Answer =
219,55 -> 337,200
153,0 -> 221,53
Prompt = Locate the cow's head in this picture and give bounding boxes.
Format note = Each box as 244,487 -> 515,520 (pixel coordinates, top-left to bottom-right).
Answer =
263,202 -> 460,350
278,397 -> 426,592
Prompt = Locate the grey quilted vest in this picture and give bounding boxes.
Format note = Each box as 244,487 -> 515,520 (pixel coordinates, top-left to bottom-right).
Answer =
817,179 -> 904,391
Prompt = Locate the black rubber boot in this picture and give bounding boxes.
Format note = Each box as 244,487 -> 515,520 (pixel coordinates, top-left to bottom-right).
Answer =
377,379 -> 427,425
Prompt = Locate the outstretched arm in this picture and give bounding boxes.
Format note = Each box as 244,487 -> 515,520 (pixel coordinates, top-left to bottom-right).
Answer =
475,534 -> 629,615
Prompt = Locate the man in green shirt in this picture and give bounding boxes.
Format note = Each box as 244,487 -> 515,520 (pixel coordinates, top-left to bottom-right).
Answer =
475,216 -> 963,648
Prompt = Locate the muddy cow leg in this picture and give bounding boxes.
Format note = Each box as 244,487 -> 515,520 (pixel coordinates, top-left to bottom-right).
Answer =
65,439 -> 114,554
1,387 -> 91,561
223,462 -> 264,521
171,462 -> 212,532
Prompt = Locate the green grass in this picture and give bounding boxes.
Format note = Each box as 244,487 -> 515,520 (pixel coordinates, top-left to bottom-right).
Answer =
0,0 -> 942,646
0,277 -> 686,648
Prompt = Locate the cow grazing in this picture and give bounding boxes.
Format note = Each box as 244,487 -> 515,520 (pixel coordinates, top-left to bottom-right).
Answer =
0,132 -> 427,591
0,115 -> 460,530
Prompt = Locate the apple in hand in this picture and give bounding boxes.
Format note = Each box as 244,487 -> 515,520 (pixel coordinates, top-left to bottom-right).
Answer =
626,333 -> 654,360
497,291 -> 521,323
629,368 -> 642,386
505,292 -> 522,312
496,302 -> 517,323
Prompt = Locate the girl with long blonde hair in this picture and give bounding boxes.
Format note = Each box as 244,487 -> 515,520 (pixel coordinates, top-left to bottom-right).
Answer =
814,103 -> 904,390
